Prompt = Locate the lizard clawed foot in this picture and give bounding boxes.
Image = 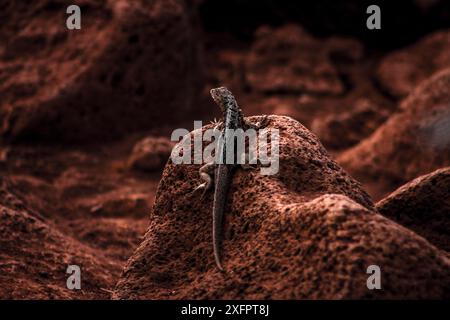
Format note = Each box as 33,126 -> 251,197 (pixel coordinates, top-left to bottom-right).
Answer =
239,152 -> 272,171
240,161 -> 271,170
192,183 -> 208,199
239,152 -> 259,170
210,118 -> 223,131
191,161 -> 215,199
240,162 -> 258,170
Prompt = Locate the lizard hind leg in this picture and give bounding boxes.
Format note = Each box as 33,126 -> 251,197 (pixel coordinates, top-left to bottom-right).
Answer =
193,161 -> 216,198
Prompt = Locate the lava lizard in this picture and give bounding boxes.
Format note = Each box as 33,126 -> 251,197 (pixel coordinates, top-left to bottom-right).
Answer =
194,87 -> 268,271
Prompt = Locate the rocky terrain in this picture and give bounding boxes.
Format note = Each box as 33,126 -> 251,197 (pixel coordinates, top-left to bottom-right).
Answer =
0,0 -> 449,299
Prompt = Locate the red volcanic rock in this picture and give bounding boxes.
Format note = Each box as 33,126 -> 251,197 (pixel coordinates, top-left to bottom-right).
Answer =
244,24 -> 363,95
338,68 -> 450,199
377,30 -> 450,98
376,167 -> 450,252
205,24 -> 392,146
0,142 -> 158,298
128,136 -> 174,172
0,178 -> 121,299
0,0 -> 203,142
113,115 -> 449,299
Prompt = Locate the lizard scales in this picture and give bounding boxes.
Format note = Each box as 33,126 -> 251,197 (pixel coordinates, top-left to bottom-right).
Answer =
195,87 -> 268,271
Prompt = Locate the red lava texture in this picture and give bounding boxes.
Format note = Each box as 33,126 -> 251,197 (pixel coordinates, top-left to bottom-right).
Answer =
0,0 -> 450,299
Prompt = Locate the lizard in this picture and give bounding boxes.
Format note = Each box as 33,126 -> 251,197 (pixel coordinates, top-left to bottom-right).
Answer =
194,87 -> 269,271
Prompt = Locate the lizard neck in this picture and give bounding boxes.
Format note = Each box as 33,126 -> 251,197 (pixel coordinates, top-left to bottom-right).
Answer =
223,102 -> 243,129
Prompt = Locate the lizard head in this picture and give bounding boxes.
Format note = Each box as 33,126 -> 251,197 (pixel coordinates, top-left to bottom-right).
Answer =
210,87 -> 235,112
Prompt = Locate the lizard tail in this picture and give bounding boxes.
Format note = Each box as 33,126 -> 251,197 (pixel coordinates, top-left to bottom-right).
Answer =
212,190 -> 225,271
213,225 -> 224,271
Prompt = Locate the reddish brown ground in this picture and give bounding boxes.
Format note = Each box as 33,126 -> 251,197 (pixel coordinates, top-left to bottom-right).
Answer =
0,0 -> 449,299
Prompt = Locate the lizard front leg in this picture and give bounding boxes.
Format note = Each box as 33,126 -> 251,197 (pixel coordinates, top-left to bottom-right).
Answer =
193,161 -> 216,198
240,156 -> 259,170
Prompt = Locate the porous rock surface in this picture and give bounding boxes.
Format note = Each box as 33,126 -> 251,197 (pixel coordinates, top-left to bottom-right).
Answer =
0,143 -> 154,299
113,116 -> 450,299
376,167 -> 450,252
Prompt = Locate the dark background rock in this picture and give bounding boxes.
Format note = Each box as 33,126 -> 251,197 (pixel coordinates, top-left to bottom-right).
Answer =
338,68 -> 450,200
376,167 -> 450,252
128,136 -> 174,172
0,0 -> 204,142
377,30 -> 450,98
198,0 -> 450,50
